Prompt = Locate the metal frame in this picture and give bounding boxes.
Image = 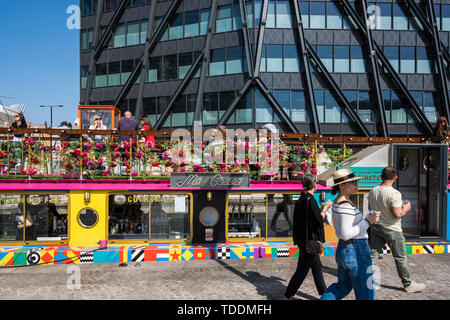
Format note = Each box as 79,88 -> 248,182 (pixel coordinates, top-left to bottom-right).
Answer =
114,0 -> 184,109
336,0 -> 434,136
193,0 -> 218,129
290,0 -> 320,134
359,0 -> 388,137
84,0 -> 105,105
135,0 -> 158,121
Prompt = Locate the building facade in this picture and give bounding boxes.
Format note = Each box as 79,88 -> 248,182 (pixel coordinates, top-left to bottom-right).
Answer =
80,0 -> 450,136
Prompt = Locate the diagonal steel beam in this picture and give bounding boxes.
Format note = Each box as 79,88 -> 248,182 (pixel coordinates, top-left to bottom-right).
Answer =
216,78 -> 254,127
420,0 -> 450,120
93,0 -> 131,61
238,0 -> 255,78
359,0 -> 388,136
153,52 -> 204,130
253,0 -> 269,78
84,0 -> 105,105
290,0 -> 320,134
404,0 -> 450,64
135,0 -> 157,121
306,41 -> 371,137
254,78 -> 299,133
337,0 -> 434,136
193,0 -> 218,129
114,0 -> 184,109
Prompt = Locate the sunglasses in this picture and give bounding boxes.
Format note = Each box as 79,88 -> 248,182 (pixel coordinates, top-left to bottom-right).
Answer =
348,180 -> 359,185
95,118 -> 101,120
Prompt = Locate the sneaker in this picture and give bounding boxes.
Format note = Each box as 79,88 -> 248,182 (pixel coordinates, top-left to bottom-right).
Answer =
404,281 -> 426,293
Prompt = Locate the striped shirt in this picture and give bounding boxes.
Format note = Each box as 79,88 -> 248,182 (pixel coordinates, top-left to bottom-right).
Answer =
332,203 -> 370,241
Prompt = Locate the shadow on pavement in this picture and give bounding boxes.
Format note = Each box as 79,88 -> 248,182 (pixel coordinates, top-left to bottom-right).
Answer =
215,259 -> 287,300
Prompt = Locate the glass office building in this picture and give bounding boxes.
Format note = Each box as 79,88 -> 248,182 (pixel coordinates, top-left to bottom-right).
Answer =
80,0 -> 450,136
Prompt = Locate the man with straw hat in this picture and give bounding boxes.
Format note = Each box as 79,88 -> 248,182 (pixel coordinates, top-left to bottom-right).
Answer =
321,168 -> 380,300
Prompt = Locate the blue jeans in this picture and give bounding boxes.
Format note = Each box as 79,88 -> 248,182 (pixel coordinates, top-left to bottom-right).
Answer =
321,239 -> 376,300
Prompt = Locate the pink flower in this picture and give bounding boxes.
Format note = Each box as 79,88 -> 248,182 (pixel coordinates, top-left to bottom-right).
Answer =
39,145 -> 45,151
162,151 -> 170,159
2,167 -> 8,173
114,152 -> 121,158
298,172 -> 304,176
255,162 -> 261,169
28,167 -> 37,175
102,169 -> 111,176
135,151 -> 143,159
131,172 -> 138,176
97,158 -> 103,166
96,142 -> 103,149
146,141 -> 154,148
300,161 -> 308,168
306,150 -> 312,156
311,168 -> 317,175
83,143 -> 92,149
87,160 -> 96,166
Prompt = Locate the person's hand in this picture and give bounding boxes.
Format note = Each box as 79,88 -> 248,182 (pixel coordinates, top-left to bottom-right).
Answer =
366,211 -> 380,224
323,199 -> 332,209
402,201 -> 411,212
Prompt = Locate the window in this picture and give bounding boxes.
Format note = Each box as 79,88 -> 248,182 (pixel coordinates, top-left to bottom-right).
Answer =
327,1 -> 342,29
187,94 -> 196,126
423,92 -> 439,124
254,0 -> 263,27
108,61 -> 121,86
185,11 -> 200,37
81,66 -> 88,89
443,5 -> 450,31
127,21 -> 140,46
358,91 -> 372,123
246,1 -> 254,28
317,45 -> 333,72
351,46 -> 365,73
234,90 -> 253,124
219,91 -> 235,119
274,90 -> 290,117
378,3 -> 392,30
172,96 -> 186,127
95,63 -> 108,87
416,46 -> 432,74
310,1 -> 325,29
217,5 -> 233,33
382,90 -> 391,123
291,91 -> 306,122
122,60 -> 134,85
200,8 -> 210,35
391,91 -> 407,123
113,24 -> 126,48
276,1 -> 292,28
393,2 -> 408,30
0,194 -> 68,243
400,46 -> 415,73
203,92 -> 219,125
256,89 -> 273,123
325,91 -> 341,123
233,2 -> 243,30
227,193 -> 268,240
334,46 -> 349,72
178,52 -> 193,79
226,46 -> 244,74
267,45 -> 283,72
284,45 -> 300,72
210,48 -> 226,76
169,14 -> 184,40
140,20 -> 148,44
383,46 -> 399,73
300,1 -> 309,28
162,54 -> 177,81
106,0 -> 119,11
267,1 -> 276,28
314,90 -> 325,123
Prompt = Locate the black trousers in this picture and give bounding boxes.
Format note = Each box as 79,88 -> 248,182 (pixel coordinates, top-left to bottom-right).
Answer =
284,244 -> 327,298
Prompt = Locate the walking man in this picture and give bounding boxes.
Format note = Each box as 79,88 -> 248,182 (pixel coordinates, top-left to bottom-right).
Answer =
367,166 -> 426,293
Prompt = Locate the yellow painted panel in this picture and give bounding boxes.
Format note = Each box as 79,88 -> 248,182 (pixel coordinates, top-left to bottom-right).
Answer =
324,224 -> 338,243
69,190 -> 108,246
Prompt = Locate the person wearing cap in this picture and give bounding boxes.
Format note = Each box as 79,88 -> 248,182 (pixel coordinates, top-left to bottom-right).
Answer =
368,166 -> 426,294
320,168 -> 380,300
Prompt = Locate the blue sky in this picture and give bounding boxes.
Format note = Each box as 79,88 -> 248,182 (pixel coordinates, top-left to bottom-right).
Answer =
0,0 -> 79,127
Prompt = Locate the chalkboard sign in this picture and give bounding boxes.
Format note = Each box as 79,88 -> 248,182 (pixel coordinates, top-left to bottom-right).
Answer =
77,208 -> 99,229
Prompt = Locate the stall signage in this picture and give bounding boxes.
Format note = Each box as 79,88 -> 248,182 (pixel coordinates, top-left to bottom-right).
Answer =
170,173 -> 250,189
337,166 -> 383,188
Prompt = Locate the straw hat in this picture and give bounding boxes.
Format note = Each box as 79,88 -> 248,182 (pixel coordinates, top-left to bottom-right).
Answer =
332,168 -> 362,187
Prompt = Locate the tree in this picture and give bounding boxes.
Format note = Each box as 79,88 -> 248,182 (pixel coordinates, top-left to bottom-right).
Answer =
59,121 -> 72,129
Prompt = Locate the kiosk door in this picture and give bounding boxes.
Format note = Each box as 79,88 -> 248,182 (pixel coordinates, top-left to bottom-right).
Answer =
395,145 -> 447,238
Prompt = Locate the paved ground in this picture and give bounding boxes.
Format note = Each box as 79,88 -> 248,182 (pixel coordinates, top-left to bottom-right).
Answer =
0,254 -> 449,300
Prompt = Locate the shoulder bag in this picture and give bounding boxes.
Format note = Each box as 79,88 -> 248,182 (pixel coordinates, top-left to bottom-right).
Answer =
305,196 -> 324,255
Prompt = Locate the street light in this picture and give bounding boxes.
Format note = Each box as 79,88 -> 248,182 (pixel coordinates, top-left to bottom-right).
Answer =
40,105 -> 63,128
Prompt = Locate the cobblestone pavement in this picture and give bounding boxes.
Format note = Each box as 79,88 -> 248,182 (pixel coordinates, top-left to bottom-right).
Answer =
0,254 -> 449,300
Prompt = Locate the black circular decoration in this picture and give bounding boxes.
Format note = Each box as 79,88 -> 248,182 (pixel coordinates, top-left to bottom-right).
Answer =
27,252 -> 40,265
77,208 -> 99,229
199,206 -> 220,227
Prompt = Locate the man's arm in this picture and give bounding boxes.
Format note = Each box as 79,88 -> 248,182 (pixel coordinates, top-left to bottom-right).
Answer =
391,192 -> 410,218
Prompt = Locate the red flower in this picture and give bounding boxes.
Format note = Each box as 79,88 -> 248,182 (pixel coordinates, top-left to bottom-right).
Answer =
32,159 -> 39,165
9,160 -> 17,166
124,150 -> 131,159
73,149 -> 81,156
81,157 -> 88,166
20,168 -> 27,175
165,161 -> 172,167
198,168 -> 205,173
61,142 -> 69,148
152,162 -> 160,167
65,163 -> 73,170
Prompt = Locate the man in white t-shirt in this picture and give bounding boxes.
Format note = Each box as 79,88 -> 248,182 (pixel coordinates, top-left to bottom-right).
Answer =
368,166 -> 426,294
